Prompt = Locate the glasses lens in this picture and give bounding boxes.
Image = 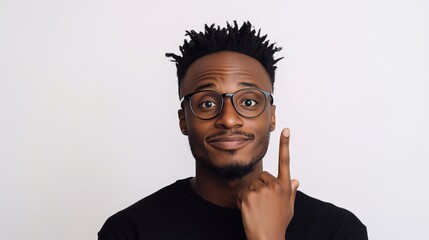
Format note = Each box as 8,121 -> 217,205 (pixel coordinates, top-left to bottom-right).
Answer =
233,89 -> 267,117
190,91 -> 222,119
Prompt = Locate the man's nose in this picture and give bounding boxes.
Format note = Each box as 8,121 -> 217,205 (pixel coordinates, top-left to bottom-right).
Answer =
214,97 -> 244,129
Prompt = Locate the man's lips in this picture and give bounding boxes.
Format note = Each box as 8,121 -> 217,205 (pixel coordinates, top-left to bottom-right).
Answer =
207,135 -> 253,150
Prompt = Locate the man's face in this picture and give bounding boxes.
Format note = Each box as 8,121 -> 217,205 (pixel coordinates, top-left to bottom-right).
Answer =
178,51 -> 276,179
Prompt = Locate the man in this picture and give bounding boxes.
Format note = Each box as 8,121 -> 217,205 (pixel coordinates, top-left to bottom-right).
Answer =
98,21 -> 368,239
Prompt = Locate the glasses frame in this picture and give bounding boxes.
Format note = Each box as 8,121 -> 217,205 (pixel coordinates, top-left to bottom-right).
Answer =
180,88 -> 274,120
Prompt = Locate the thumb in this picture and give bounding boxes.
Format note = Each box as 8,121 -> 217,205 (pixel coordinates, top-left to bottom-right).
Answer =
290,179 -> 300,206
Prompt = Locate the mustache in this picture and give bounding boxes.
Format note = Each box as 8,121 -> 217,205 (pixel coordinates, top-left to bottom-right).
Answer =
206,131 -> 254,140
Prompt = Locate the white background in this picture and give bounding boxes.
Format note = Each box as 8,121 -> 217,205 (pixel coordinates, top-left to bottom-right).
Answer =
1,0 -> 428,239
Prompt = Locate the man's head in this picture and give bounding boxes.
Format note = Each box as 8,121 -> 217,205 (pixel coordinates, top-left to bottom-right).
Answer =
167,21 -> 282,180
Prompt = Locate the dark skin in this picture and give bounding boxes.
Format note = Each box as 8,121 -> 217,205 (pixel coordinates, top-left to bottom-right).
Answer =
178,51 -> 299,240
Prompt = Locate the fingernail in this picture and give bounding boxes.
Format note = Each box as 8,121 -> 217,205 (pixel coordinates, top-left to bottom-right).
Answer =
282,128 -> 290,138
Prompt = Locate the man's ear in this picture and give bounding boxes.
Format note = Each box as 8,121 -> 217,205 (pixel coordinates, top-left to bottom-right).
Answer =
178,109 -> 188,135
270,105 -> 276,132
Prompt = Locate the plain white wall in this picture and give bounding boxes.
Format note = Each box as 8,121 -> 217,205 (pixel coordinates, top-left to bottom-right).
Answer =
1,0 -> 428,239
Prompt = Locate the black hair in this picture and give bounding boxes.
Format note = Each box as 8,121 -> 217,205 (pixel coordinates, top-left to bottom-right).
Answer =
165,21 -> 283,87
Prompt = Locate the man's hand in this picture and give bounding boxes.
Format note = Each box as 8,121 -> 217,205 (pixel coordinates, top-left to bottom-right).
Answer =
237,128 -> 299,240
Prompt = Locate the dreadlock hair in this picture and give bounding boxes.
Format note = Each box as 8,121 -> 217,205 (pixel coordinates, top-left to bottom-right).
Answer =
165,21 -> 283,88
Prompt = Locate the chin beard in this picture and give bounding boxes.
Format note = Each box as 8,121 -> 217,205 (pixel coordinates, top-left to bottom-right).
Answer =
200,159 -> 261,180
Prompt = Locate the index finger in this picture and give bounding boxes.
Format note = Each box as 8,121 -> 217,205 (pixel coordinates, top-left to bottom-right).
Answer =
277,128 -> 291,185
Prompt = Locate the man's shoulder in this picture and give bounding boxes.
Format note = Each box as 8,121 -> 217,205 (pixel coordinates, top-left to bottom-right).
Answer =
289,191 -> 368,239
98,178 -> 192,239
295,190 -> 354,217
114,177 -> 190,216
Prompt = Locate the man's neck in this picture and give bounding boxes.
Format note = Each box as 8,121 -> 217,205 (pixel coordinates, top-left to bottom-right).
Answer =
191,162 -> 263,208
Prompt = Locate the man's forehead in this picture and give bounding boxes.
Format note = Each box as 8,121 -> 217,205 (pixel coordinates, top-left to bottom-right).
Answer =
179,51 -> 271,95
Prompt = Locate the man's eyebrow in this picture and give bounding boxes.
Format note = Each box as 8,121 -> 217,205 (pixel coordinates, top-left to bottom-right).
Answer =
194,82 -> 259,92
195,83 -> 215,91
239,82 -> 259,88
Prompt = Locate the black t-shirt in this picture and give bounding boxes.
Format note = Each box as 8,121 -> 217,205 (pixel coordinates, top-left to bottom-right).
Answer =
98,178 -> 368,239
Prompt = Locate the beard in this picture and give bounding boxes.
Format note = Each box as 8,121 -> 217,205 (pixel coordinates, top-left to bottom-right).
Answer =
200,159 -> 259,179
188,130 -> 271,180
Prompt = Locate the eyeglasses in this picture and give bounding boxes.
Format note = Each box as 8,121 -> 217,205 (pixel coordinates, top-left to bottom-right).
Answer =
180,88 -> 274,120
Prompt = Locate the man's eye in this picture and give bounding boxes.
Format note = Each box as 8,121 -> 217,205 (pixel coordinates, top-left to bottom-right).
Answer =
200,101 -> 217,108
241,99 -> 257,107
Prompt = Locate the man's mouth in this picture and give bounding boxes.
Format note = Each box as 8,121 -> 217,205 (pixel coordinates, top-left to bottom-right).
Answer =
206,132 -> 253,151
